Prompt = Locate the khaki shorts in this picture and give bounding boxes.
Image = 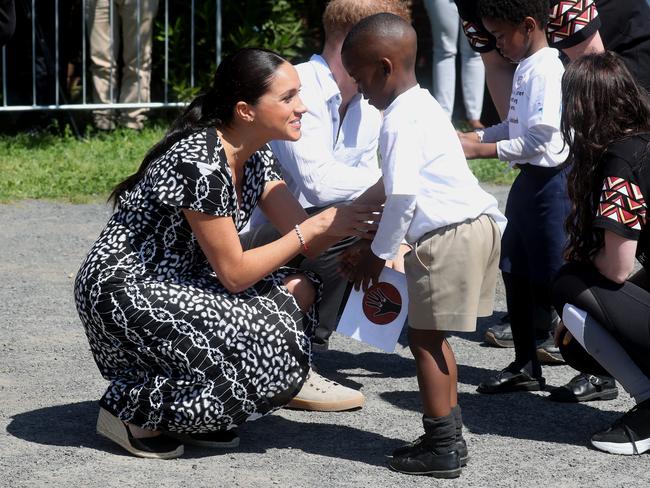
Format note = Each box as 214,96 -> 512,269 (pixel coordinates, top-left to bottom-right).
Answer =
405,214 -> 501,332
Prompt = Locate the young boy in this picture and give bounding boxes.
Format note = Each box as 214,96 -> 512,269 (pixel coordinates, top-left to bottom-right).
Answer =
457,0 -> 618,398
340,13 -> 506,478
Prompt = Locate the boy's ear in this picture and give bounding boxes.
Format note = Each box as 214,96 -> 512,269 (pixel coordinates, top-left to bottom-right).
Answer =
234,101 -> 255,123
380,57 -> 393,76
523,16 -> 537,34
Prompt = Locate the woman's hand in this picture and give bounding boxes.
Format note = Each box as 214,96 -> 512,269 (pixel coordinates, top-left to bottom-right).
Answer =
309,203 -> 382,240
339,241 -> 385,291
553,319 -> 572,347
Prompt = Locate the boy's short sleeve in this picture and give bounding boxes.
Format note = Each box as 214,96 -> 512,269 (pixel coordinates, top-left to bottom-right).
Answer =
593,154 -> 647,241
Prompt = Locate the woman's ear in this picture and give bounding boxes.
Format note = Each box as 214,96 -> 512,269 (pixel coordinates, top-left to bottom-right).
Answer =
234,101 -> 255,123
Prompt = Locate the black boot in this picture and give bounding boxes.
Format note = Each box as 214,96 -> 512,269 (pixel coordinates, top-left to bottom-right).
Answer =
452,405 -> 469,466
388,413 -> 461,478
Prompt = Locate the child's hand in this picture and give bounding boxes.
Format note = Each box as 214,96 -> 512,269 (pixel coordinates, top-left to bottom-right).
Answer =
457,130 -> 480,143
460,139 -> 482,159
348,249 -> 386,292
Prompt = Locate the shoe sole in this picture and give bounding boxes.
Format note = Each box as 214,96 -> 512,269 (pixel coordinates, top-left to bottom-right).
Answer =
591,438 -> 650,455
536,348 -> 565,365
96,408 -> 184,459
548,389 -> 618,403
477,382 -> 545,394
387,464 -> 462,478
166,432 -> 240,449
484,331 -> 514,348
285,396 -> 365,412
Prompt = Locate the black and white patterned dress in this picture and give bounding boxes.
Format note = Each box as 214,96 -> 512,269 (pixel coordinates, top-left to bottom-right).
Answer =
74,129 -> 318,433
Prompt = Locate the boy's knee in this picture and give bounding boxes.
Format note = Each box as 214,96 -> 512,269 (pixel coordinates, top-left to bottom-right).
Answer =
283,274 -> 316,313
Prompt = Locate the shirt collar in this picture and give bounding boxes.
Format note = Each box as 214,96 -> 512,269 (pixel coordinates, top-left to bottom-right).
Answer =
383,84 -> 421,117
309,54 -> 342,103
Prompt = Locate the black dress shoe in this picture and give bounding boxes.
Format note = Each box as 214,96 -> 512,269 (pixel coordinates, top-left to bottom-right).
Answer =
548,373 -> 618,402
477,367 -> 546,394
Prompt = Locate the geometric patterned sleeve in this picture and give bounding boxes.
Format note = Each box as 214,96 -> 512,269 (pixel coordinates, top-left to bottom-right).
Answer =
593,171 -> 647,241
258,143 -> 283,184
547,0 -> 601,50
456,0 -> 601,54
152,131 -> 235,217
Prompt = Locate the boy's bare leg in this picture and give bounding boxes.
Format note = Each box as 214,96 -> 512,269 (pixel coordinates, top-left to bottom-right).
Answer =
409,328 -> 456,417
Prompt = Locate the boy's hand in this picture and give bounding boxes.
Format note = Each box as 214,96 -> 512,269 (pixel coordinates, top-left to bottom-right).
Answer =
349,250 -> 386,292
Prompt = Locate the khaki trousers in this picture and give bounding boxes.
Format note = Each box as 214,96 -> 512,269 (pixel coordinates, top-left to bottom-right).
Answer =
88,0 -> 158,129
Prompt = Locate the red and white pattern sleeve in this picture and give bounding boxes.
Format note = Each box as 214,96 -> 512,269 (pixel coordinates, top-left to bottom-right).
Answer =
594,176 -> 647,240
547,0 -> 601,50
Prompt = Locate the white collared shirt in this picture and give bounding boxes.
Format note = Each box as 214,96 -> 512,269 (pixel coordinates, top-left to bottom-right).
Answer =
269,54 -> 382,208
371,85 -> 507,260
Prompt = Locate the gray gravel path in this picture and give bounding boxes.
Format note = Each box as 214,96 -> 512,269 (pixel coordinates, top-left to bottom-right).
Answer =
1,185 -> 648,488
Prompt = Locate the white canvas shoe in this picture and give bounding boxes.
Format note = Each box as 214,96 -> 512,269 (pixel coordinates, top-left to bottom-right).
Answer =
285,369 -> 364,412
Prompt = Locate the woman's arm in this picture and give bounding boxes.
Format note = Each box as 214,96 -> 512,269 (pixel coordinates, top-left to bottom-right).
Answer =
592,230 -> 638,284
185,181 -> 380,293
481,50 -> 516,119
258,180 -> 380,258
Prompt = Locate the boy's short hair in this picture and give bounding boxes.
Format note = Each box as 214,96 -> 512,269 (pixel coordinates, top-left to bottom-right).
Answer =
478,0 -> 549,28
322,0 -> 411,42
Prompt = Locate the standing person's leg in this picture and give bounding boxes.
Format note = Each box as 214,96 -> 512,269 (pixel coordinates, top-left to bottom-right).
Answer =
118,0 -> 158,129
423,0 -> 459,119
458,27 -> 484,128
88,0 -> 119,130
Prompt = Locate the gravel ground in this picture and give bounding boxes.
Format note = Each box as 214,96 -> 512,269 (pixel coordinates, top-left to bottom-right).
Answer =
1,185 -> 648,488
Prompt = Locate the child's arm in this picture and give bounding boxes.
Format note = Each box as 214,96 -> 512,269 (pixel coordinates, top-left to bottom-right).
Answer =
460,120 -> 508,160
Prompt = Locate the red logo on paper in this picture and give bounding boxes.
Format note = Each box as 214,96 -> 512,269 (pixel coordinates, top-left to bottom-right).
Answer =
362,282 -> 402,325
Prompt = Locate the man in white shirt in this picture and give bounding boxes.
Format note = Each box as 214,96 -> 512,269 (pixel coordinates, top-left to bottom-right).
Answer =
240,0 -> 411,413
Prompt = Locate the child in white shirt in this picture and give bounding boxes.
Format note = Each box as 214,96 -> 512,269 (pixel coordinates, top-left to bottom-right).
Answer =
341,12 -> 506,478
458,0 -> 603,397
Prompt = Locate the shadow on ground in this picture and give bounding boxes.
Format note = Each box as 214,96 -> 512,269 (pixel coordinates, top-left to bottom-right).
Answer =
6,401 -> 402,466
379,389 -> 622,448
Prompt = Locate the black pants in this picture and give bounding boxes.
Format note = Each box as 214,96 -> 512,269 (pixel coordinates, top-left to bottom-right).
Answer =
553,263 -> 650,378
503,272 -> 554,378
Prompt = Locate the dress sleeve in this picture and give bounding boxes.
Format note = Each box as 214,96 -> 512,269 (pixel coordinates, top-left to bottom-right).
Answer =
258,144 -> 283,183
593,154 -> 647,240
152,136 -> 235,217
547,0 -> 601,50
455,0 -> 497,53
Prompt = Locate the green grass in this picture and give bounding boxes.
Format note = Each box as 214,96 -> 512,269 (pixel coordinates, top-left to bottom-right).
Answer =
469,157 -> 517,185
0,125 -> 515,203
0,125 -> 165,203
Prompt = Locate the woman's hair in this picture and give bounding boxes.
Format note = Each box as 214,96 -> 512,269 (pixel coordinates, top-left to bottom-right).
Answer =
561,51 -> 650,262
478,0 -> 549,27
109,47 -> 287,206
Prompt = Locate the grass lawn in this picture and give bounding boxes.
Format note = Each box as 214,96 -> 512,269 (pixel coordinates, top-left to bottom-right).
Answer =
0,125 -> 516,203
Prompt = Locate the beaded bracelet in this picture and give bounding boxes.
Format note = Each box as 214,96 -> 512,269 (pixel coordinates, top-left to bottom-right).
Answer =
294,224 -> 308,251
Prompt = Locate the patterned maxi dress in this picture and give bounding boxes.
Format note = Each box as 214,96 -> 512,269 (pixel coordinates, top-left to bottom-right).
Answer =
74,129 -> 318,433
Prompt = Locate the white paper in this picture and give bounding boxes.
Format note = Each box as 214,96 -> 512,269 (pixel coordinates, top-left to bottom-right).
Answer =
336,267 -> 408,353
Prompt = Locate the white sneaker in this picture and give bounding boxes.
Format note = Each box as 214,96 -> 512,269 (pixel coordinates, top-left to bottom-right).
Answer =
286,369 -> 364,412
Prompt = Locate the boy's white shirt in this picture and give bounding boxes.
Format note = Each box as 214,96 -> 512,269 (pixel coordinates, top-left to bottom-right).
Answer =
269,54 -> 382,208
481,47 -> 568,167
371,85 -> 507,260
